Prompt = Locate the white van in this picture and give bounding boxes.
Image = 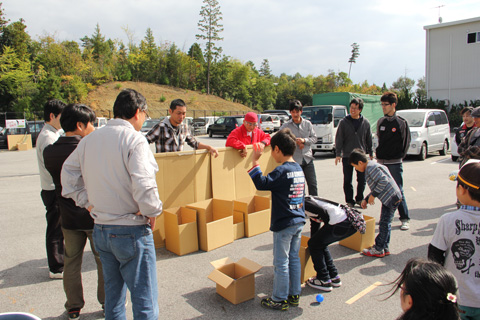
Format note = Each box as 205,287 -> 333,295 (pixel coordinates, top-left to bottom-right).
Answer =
396,109 -> 450,160
94,117 -> 108,129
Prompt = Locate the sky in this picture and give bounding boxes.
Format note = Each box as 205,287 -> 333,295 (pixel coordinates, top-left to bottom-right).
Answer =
2,0 -> 480,88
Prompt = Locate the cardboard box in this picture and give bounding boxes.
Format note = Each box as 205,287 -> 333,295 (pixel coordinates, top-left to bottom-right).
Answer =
299,235 -> 316,283
233,210 -> 245,240
233,195 -> 271,237
339,215 -> 375,252
208,257 -> 262,305
16,142 -> 30,151
186,199 -> 234,251
7,134 -> 32,151
164,207 -> 198,256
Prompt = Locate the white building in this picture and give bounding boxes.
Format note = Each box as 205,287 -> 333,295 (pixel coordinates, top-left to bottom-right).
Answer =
424,17 -> 480,106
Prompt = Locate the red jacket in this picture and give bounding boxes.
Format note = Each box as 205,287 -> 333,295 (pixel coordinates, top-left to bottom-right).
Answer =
225,125 -> 271,149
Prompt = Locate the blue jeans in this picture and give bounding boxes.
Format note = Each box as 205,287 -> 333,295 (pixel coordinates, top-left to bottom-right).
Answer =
374,202 -> 400,251
384,163 -> 410,221
93,224 -> 158,320
308,219 -> 356,281
301,159 -> 318,196
342,158 -> 366,204
272,223 -> 304,301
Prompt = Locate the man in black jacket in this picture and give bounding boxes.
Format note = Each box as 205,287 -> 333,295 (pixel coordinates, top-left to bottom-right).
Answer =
375,92 -> 411,231
335,98 -> 373,207
44,104 -> 104,320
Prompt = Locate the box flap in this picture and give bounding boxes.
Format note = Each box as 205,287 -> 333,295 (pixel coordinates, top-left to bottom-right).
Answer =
208,269 -> 235,289
210,257 -> 234,269
236,257 -> 262,273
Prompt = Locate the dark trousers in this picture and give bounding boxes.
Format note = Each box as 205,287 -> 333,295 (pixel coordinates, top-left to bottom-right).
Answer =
41,190 -> 64,273
384,163 -> 410,221
301,159 -> 318,196
342,158 -> 366,204
308,219 -> 356,281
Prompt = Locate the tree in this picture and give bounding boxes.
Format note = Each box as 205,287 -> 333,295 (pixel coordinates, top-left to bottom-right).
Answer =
348,42 -> 360,79
415,76 -> 427,107
259,59 -> 272,78
196,0 -> 224,95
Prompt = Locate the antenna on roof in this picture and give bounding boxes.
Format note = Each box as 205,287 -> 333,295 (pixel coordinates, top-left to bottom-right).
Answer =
434,5 -> 445,23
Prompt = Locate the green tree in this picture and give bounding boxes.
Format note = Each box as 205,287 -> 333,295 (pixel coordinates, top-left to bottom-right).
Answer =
348,42 -> 360,79
415,76 -> 427,106
0,18 -> 31,61
259,59 -> 272,78
196,0 -> 224,95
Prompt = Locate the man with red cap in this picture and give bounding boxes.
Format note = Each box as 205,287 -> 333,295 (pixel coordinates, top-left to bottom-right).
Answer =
226,112 -> 271,158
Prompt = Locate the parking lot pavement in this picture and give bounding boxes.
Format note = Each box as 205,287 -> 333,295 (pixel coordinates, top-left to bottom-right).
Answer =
0,143 -> 459,319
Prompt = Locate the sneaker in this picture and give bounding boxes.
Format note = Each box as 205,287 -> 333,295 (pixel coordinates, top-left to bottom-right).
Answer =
400,221 -> 410,231
306,276 -> 333,292
49,271 -> 63,279
362,246 -> 385,258
261,298 -> 289,311
355,200 -> 363,207
384,248 -> 391,256
68,308 -> 81,319
287,295 -> 299,307
331,276 -> 342,287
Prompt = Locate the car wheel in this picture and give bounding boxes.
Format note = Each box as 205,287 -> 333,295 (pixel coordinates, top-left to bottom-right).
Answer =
208,130 -> 213,138
439,140 -> 448,155
418,142 -> 427,160
451,155 -> 459,162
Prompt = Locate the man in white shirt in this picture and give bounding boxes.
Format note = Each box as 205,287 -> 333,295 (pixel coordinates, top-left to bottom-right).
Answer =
36,99 -> 66,279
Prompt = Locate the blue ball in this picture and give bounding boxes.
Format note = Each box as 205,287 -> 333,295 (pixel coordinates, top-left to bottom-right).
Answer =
316,294 -> 324,303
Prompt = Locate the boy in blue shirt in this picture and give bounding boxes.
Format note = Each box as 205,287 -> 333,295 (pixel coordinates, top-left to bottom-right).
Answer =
349,148 -> 402,257
248,128 -> 306,311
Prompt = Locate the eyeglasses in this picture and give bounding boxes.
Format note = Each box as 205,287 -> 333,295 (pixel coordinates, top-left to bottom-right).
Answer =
245,121 -> 257,126
142,109 -> 150,120
381,103 -> 391,107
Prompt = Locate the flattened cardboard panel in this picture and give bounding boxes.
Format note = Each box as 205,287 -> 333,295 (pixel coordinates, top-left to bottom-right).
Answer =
7,134 -> 32,151
233,146 -> 258,199
299,235 -> 316,283
194,151 -> 212,201
211,147 -> 237,199
162,151 -> 197,208
339,215 -> 375,252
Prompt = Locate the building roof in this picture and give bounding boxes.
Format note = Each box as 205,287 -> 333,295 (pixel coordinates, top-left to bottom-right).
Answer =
424,16 -> 480,30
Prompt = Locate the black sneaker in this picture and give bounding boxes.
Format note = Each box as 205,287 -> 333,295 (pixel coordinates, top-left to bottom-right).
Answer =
68,308 -> 81,319
331,276 -> 342,287
306,277 -> 333,292
287,295 -> 299,307
261,298 -> 289,311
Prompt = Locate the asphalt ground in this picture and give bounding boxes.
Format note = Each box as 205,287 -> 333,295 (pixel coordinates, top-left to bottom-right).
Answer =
0,136 -> 459,319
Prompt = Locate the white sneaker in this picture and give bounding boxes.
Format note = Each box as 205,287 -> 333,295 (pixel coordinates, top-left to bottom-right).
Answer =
400,221 -> 410,231
49,271 -> 63,279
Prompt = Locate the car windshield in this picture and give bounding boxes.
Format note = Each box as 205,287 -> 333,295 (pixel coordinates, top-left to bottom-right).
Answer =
142,119 -> 159,128
302,106 -> 332,124
235,118 -> 244,126
396,111 -> 426,127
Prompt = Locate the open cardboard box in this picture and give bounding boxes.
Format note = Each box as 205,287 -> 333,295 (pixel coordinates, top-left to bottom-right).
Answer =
233,210 -> 245,240
208,257 -> 262,305
299,235 -> 316,283
233,195 -> 271,237
186,199 -> 234,252
339,214 -> 375,252
164,207 -> 198,256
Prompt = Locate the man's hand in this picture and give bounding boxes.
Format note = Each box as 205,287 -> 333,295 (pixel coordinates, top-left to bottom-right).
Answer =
208,146 -> 219,158
368,195 -> 375,206
253,142 -> 265,153
296,138 -> 305,150
361,200 -> 368,209
239,148 -> 248,158
87,205 -> 94,212
148,217 -> 156,230
335,157 -> 341,165
252,145 -> 263,162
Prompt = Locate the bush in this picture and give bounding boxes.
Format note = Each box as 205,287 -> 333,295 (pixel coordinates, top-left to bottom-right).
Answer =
159,95 -> 166,102
115,83 -> 122,90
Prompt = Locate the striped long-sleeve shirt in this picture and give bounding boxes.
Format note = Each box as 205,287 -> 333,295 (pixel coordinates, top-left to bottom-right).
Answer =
365,161 -> 401,208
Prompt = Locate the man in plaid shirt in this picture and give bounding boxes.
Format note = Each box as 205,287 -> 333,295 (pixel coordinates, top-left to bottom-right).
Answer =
146,99 -> 219,156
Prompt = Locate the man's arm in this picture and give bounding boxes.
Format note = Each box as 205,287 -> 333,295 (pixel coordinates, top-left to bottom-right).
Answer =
197,142 -> 219,157
335,120 -> 345,160
145,123 -> 161,144
400,117 -> 411,158
61,146 -> 92,210
225,128 -> 246,150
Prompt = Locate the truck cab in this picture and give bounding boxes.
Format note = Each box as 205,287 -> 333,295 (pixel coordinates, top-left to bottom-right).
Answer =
302,105 -> 347,153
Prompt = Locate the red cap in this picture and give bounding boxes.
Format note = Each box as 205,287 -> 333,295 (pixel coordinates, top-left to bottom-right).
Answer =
244,112 -> 257,123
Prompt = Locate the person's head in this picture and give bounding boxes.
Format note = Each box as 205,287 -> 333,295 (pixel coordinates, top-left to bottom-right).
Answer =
389,258 -> 459,320
270,128 -> 296,162
113,89 -> 148,131
460,107 -> 474,127
44,99 -> 66,130
289,100 -> 303,124
456,161 -> 480,205
169,99 -> 187,127
381,92 -> 398,116
60,104 -> 96,137
470,106 -> 480,128
348,148 -> 368,172
243,112 -> 258,132
349,98 -> 364,119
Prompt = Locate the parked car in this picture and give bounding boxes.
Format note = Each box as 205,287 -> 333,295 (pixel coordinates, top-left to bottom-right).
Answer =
270,115 -> 281,131
193,118 -> 207,135
207,115 -> 244,137
93,117 -> 108,129
141,118 -> 163,134
262,109 -> 291,124
396,109 -> 450,160
258,114 -> 275,133
0,120 -> 45,148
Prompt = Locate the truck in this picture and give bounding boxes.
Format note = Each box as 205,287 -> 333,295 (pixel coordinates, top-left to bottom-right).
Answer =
303,92 -> 383,154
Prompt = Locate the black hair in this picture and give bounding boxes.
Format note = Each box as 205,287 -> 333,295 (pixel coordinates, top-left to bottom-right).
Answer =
457,161 -> 480,203
381,91 -> 398,105
60,104 -> 96,132
350,98 -> 364,111
289,99 -> 303,112
460,107 -> 474,116
43,99 -> 66,122
387,258 -> 460,320
170,99 -> 186,111
348,148 -> 368,165
113,89 -> 147,120
270,128 -> 296,156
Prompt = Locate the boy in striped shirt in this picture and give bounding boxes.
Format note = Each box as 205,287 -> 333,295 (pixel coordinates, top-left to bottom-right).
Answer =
349,148 -> 402,257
